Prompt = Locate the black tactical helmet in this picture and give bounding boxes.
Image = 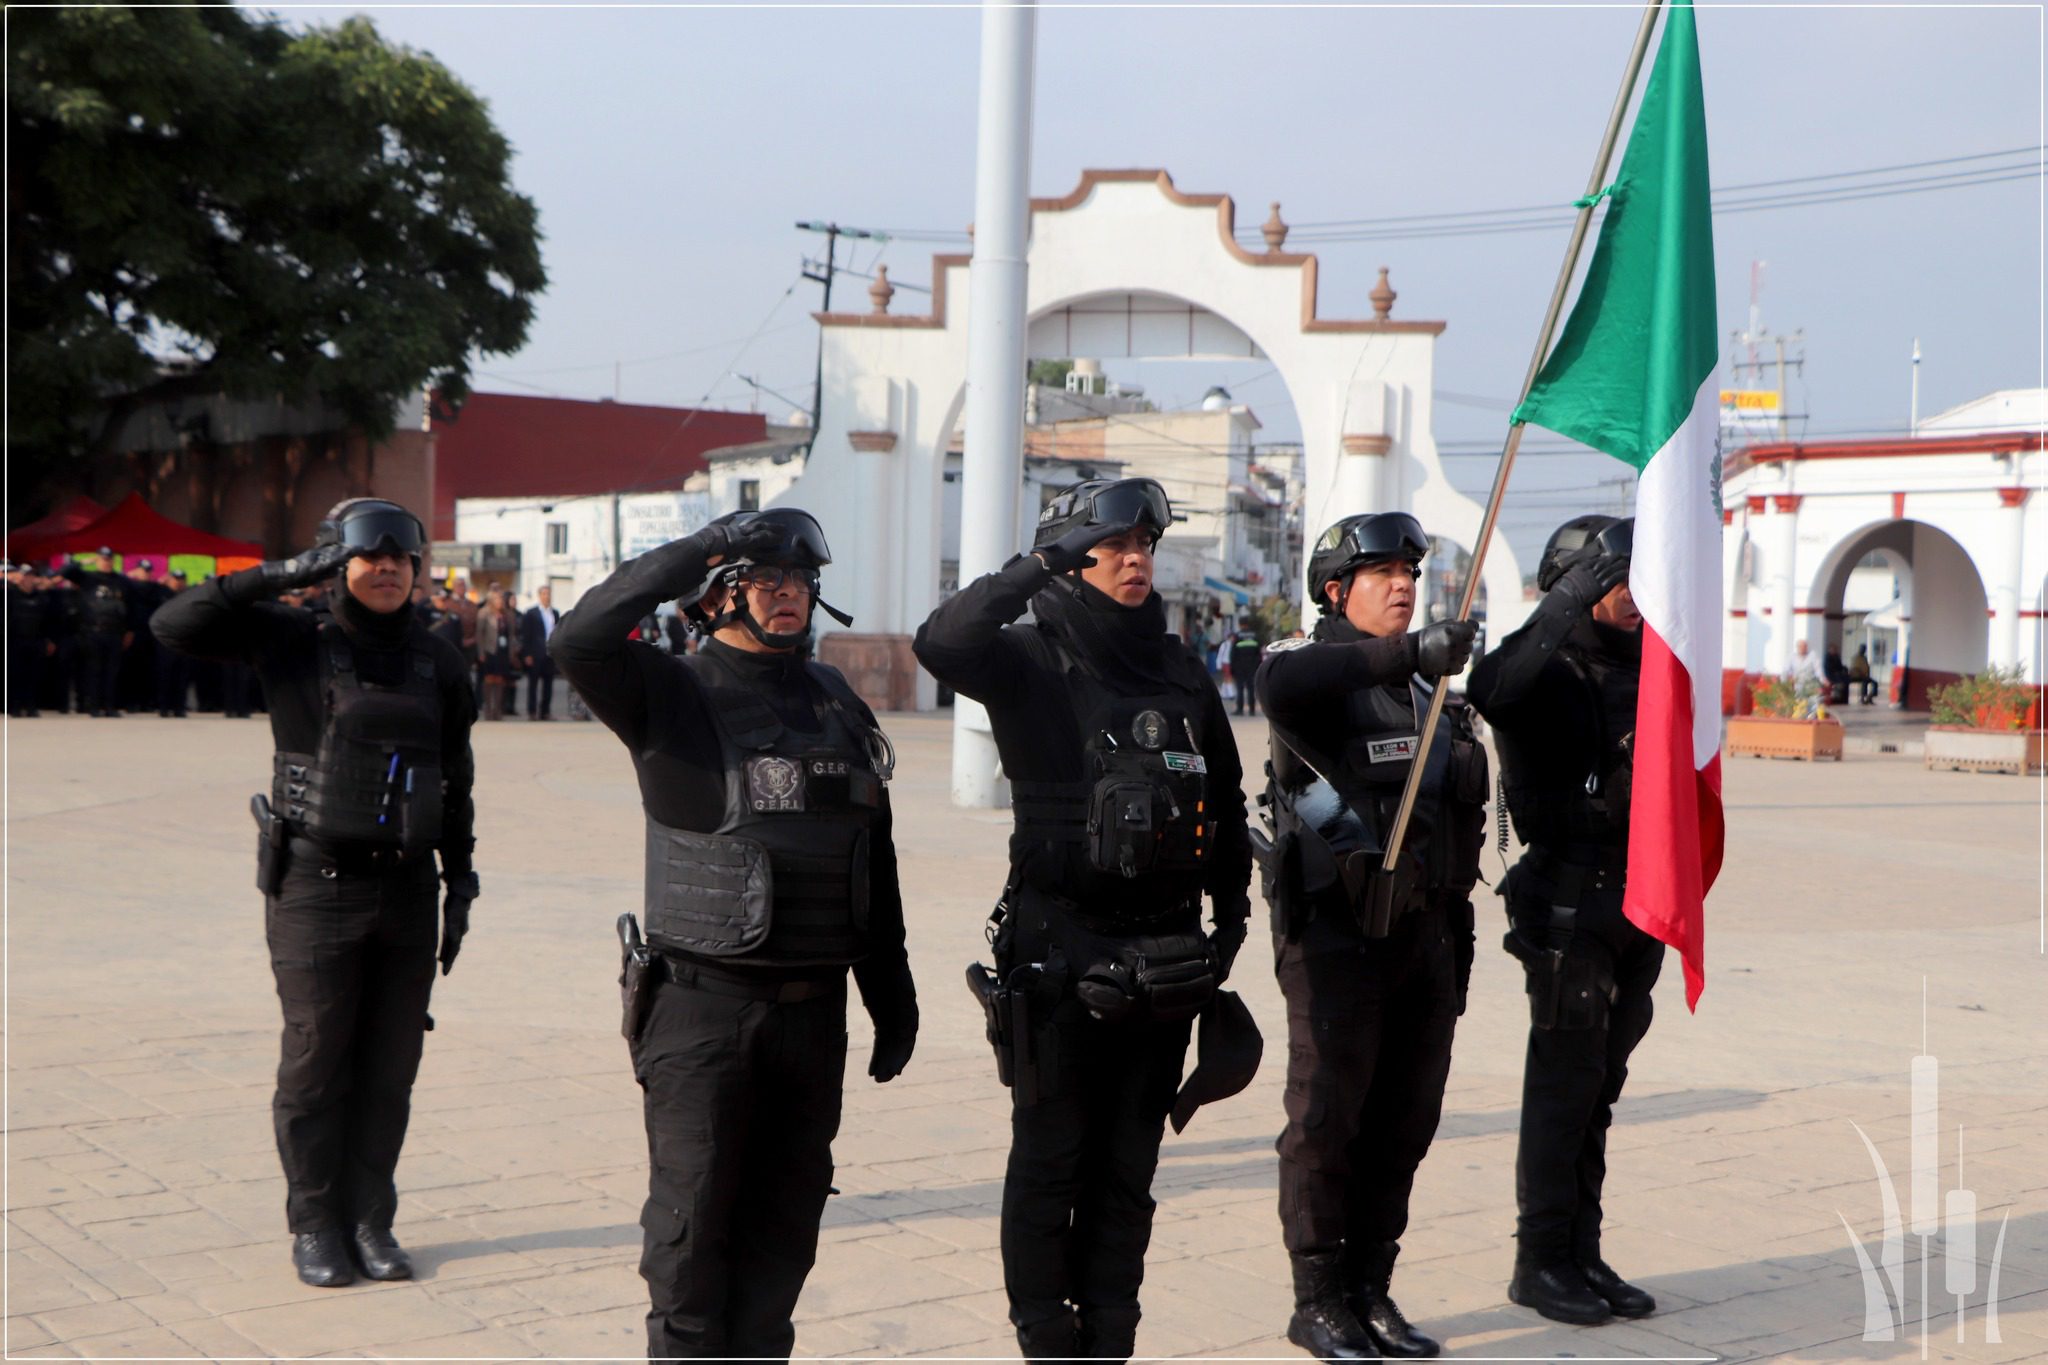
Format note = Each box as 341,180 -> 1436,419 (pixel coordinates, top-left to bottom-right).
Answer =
315,498 -> 426,570
1033,478 -> 1172,554
682,507 -> 850,643
1537,514 -> 1632,592
1306,511 -> 1427,614
722,507 -> 832,570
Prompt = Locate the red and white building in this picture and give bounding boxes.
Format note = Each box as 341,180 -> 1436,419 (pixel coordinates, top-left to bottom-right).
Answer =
1720,389 -> 2044,709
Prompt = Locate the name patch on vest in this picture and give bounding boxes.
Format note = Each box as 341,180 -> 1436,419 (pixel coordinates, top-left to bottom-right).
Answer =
1367,736 -> 1420,764
745,755 -> 806,812
1162,751 -> 1207,774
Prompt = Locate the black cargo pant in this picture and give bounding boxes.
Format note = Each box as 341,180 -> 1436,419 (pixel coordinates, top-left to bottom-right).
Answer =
8,637 -> 44,715
1275,902 -> 1458,1257
266,850 -> 439,1233
78,630 -> 123,714
155,645 -> 191,715
1504,855 -> 1663,1264
632,968 -> 848,1361
998,895 -> 1195,1360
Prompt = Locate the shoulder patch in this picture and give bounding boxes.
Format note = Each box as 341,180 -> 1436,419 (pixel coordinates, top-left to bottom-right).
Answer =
1264,637 -> 1312,654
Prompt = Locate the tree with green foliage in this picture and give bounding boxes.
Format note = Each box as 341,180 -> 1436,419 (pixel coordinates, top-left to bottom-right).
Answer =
7,6 -> 545,502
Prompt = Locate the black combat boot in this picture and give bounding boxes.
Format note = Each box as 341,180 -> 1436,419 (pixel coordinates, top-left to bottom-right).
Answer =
1016,1308 -> 1081,1362
1286,1252 -> 1376,1360
291,1230 -> 356,1287
1579,1256 -> 1656,1318
349,1224 -> 413,1281
1075,1304 -> 1140,1361
1347,1240 -> 1441,1357
1509,1251 -> 1612,1325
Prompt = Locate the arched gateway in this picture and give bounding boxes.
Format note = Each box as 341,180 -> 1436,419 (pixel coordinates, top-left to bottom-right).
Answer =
784,169 -> 1527,710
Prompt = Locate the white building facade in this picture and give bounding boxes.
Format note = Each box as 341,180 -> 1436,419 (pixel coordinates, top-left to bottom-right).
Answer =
782,169 -> 1524,710
1721,389 -> 2045,709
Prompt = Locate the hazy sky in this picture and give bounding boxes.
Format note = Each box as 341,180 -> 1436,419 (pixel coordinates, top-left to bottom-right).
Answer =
294,2 -> 2040,560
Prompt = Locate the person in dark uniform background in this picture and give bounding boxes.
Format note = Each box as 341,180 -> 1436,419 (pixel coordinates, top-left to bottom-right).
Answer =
1254,512 -> 1482,1360
1229,615 -> 1264,717
1466,514 -> 1659,1327
62,549 -> 133,716
5,563 -> 55,716
153,498 -> 478,1289
119,559 -> 167,712
914,477 -> 1253,1364
39,570 -> 83,713
550,508 -> 917,1362
152,570 -> 193,715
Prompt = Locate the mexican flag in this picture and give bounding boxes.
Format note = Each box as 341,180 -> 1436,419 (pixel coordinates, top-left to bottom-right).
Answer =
1512,1 -> 1725,1009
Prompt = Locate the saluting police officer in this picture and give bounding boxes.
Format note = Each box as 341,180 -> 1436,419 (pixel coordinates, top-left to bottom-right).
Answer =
549,508 -> 917,1362
1253,513 -> 1484,1360
152,498 -> 478,1287
914,478 -> 1253,1363
1466,514 -> 1658,1327
62,550 -> 134,717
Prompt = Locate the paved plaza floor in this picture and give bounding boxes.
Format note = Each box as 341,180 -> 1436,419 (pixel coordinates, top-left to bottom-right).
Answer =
4,708 -> 2044,1361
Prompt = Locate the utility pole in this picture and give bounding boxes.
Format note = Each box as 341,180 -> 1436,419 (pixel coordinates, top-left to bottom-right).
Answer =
796,221 -> 883,437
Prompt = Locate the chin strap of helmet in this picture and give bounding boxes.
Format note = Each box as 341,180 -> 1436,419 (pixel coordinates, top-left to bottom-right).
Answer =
693,567 -> 854,651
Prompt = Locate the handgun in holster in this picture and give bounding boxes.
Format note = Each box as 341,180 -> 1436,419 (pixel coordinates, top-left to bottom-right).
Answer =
618,913 -> 658,1044
964,962 -> 1014,1088
250,794 -> 288,896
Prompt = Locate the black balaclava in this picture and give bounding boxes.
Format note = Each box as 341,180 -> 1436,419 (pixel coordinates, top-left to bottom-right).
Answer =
333,573 -> 416,650
1031,573 -> 1187,694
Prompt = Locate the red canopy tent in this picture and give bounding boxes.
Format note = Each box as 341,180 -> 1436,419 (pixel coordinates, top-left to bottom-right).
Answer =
14,492 -> 262,570
4,494 -> 106,561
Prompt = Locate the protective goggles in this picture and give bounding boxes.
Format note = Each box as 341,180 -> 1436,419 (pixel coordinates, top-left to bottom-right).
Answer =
1591,517 -> 1634,559
733,509 -> 832,568
335,506 -> 426,556
731,563 -> 820,594
1082,478 -> 1171,532
1324,512 -> 1427,565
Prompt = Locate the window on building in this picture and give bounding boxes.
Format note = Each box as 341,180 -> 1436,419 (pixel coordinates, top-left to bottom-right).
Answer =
738,480 -> 761,512
546,522 -> 569,555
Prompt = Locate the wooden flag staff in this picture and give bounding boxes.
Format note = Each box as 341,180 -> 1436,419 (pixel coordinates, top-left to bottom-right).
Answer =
1379,0 -> 1669,875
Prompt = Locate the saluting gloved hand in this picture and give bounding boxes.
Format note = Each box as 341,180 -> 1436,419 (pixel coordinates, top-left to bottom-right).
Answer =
222,543 -> 356,605
1556,548 -> 1631,606
694,515 -> 786,567
1033,520 -> 1136,576
867,1011 -> 918,1083
1416,618 -> 1479,679
439,872 -> 480,976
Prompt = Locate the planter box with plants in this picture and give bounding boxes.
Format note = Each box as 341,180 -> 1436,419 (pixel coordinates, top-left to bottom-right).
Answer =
1924,667 -> 2046,776
1727,675 -> 1843,761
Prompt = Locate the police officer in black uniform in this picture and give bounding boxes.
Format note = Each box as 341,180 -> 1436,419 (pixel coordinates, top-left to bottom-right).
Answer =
549,508 -> 917,1362
153,498 -> 478,1288
63,550 -> 133,716
5,562 -> 53,716
1253,513 -> 1483,1360
1466,514 -> 1659,1327
913,478 -> 1253,1363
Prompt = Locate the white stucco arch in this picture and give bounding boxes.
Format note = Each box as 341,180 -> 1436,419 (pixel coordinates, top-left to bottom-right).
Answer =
784,169 -> 1526,709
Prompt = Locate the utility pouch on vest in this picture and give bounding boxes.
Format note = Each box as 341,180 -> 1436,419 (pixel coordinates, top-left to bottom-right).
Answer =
1088,778 -> 1159,879
618,913 -> 658,1044
1071,928 -> 1215,1024
251,794 -> 287,896
643,823 -> 773,957
964,962 -> 1014,1087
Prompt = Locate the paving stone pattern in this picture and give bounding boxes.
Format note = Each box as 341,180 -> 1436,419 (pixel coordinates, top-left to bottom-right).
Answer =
5,712 -> 2043,1360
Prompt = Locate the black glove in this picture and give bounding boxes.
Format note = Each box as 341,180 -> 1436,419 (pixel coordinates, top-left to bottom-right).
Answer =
1033,520 -> 1135,576
1416,618 -> 1478,679
439,872 -> 479,976
868,1014 -> 917,1083
225,543 -> 355,605
695,515 -> 786,566
1208,908 -> 1249,986
1556,549 -> 1631,605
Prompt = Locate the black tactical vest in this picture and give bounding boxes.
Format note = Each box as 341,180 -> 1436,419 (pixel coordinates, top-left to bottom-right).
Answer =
273,617 -> 444,851
1009,645 -> 1214,925
1265,671 -> 1486,931
1498,635 -> 1638,853
642,653 -> 887,967
83,581 -> 127,634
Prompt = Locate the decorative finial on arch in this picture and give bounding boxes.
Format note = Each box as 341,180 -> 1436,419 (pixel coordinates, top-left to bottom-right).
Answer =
1262,202 -> 1289,253
1370,266 -> 1396,320
868,265 -> 895,315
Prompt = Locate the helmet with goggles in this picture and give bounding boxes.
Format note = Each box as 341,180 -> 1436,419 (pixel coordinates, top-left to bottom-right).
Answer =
315,498 -> 427,572
1307,512 -> 1427,614
1536,514 -> 1632,592
681,507 -> 853,649
1032,478 -> 1173,557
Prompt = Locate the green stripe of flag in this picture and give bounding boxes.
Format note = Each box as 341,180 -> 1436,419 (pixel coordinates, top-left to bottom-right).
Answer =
1512,2 -> 1717,472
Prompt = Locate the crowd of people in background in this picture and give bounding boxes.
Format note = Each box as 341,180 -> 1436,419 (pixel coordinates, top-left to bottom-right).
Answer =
4,556 -> 573,723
